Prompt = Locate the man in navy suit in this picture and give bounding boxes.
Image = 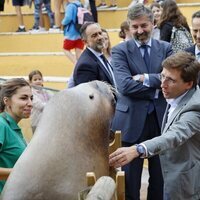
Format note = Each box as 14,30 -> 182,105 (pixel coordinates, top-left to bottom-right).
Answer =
185,11 -> 200,60
185,10 -> 200,85
111,4 -> 173,200
73,22 -> 115,87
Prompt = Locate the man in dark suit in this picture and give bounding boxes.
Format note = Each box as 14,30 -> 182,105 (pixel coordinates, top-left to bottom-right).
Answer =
111,3 -> 173,200
185,10 -> 200,85
73,22 -> 115,87
109,51 -> 200,200
185,11 -> 200,59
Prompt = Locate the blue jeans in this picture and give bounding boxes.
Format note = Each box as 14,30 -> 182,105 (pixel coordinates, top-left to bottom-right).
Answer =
34,0 -> 54,28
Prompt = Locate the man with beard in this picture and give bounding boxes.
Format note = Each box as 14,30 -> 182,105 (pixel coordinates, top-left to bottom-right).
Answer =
73,22 -> 116,87
110,3 -> 173,200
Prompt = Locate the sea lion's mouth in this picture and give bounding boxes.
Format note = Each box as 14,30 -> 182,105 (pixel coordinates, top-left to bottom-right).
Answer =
112,94 -> 117,107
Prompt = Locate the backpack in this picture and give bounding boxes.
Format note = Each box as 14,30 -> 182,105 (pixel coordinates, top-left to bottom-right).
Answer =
72,3 -> 94,32
170,26 -> 193,53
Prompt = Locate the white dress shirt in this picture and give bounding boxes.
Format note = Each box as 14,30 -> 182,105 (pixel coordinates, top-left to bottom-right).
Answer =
195,45 -> 200,62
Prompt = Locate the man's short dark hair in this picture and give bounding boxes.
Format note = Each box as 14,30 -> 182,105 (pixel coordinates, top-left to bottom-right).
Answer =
79,22 -> 97,40
192,10 -> 200,19
162,51 -> 200,87
127,3 -> 154,23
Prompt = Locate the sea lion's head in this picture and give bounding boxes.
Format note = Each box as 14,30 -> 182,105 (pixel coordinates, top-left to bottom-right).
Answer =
89,80 -> 116,109
72,80 -> 116,134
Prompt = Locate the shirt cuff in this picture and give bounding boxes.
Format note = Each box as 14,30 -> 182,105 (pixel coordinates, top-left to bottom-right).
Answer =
143,73 -> 150,87
137,143 -> 148,158
154,89 -> 160,99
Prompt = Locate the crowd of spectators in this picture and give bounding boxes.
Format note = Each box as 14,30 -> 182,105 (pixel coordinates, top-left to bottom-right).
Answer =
1,0 -> 153,32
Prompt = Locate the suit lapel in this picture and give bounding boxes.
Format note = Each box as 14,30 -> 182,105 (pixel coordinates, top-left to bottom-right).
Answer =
162,88 -> 196,133
86,48 -> 114,85
127,40 -> 149,73
97,58 -> 115,84
150,39 -> 164,73
127,39 -> 164,73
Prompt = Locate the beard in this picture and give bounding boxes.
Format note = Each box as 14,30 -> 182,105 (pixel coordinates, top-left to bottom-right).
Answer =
93,42 -> 104,52
134,32 -> 151,43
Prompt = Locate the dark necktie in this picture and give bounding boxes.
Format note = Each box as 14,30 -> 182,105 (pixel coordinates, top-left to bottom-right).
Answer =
100,54 -> 113,77
141,44 -> 150,72
100,54 -> 116,87
165,104 -> 171,125
141,45 -> 154,113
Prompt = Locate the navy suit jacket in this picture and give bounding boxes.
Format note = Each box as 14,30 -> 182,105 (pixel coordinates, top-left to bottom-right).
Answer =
111,39 -> 173,143
73,48 -> 114,86
185,45 -> 195,55
185,45 -> 200,86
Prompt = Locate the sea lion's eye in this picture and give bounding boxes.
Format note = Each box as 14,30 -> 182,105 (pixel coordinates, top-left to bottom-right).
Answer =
89,94 -> 94,100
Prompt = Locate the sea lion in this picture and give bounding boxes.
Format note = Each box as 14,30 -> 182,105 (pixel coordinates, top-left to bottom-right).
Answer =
1,81 -> 116,200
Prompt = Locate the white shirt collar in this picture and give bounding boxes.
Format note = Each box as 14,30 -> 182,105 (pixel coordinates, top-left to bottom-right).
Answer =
195,45 -> 200,61
87,47 -> 102,58
134,38 -> 152,48
165,90 -> 189,121
166,90 -> 189,108
195,44 -> 200,54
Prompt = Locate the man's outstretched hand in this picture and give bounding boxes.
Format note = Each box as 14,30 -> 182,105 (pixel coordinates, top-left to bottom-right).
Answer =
109,146 -> 139,168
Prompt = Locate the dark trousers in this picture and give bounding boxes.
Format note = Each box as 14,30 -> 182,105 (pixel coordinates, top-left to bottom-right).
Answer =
89,0 -> 98,22
122,111 -> 163,200
0,0 -> 5,11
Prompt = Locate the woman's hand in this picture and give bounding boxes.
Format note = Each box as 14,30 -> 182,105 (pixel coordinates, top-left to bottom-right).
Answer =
0,168 -> 12,180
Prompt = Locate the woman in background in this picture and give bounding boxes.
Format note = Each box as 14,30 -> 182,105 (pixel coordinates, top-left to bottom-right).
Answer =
102,29 -> 112,62
158,0 -> 190,42
150,2 -> 162,39
119,21 -> 132,42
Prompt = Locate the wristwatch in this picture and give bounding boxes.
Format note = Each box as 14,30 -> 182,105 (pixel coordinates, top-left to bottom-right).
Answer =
136,144 -> 146,157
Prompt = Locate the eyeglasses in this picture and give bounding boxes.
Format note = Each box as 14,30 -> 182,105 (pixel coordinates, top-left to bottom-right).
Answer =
160,74 -> 177,85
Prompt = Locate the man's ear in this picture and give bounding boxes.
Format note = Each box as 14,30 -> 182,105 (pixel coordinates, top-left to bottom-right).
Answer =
186,81 -> 193,90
